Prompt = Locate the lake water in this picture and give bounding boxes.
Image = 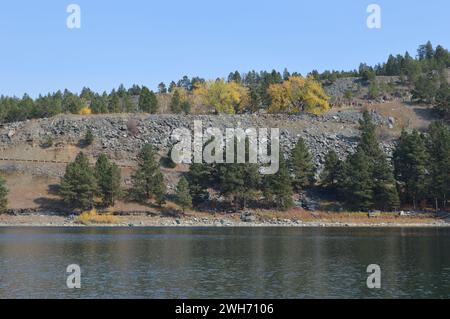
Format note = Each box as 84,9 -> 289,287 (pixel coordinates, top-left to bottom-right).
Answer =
0,227 -> 449,298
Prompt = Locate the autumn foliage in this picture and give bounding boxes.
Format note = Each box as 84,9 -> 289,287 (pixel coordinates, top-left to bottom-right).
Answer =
193,79 -> 250,114
267,76 -> 330,114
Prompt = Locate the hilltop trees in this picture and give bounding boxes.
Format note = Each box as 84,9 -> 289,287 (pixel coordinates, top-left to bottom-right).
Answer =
0,173 -> 8,213
95,154 -> 122,207
138,86 -> 158,113
131,144 -> 166,206
194,79 -> 250,114
60,152 -> 97,209
267,76 -> 330,114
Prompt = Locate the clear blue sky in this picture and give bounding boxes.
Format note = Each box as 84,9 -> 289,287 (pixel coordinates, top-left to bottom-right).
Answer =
0,0 -> 448,97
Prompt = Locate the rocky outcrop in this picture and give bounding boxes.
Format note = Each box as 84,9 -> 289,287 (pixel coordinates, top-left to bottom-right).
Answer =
0,110 -> 395,173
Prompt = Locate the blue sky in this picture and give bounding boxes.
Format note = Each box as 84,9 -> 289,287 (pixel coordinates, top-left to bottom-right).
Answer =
0,0 -> 448,97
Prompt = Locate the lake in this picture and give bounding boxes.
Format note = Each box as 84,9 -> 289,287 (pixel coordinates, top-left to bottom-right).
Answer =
0,227 -> 449,298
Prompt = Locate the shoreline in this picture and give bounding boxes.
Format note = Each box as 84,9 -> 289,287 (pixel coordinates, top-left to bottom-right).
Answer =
0,213 -> 448,228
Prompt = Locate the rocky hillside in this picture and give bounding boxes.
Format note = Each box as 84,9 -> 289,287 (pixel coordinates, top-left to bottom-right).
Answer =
0,102 -> 434,179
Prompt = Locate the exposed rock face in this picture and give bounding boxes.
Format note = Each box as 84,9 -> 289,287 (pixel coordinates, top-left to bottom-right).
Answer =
0,110 -> 394,174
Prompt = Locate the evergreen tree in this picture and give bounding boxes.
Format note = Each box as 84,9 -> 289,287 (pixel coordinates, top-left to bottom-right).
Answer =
131,144 -> 166,205
108,91 -> 121,113
94,154 -> 122,207
341,149 -> 374,211
435,83 -> 450,122
263,155 -> 294,210
0,173 -> 8,213
168,81 -> 177,93
153,171 -> 166,206
175,177 -> 192,212
186,163 -> 213,204
340,110 -> 399,211
170,90 -> 182,114
123,94 -> 134,113
426,122 -> 450,210
60,152 -> 97,209
393,130 -> 429,208
320,150 -> 342,190
290,137 -> 315,191
372,155 -> 400,211
84,129 -> 94,146
358,110 -> 383,159
216,137 -> 261,210
158,82 -> 167,94
138,86 -> 158,113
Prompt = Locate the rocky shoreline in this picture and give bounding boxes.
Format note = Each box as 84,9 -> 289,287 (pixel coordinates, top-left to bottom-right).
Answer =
0,212 -> 448,228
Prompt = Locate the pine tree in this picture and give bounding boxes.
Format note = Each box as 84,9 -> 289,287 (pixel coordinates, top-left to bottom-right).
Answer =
263,155 -> 294,210
84,129 -> 94,146
372,156 -> 400,211
176,177 -> 192,212
342,149 -> 374,211
350,109 -> 400,211
0,173 -> 8,213
186,163 -> 213,204
393,130 -> 429,208
358,110 -> 383,159
138,87 -> 158,113
131,144 -> 166,206
290,137 -> 315,191
153,171 -> 166,206
216,138 -> 261,210
123,94 -> 134,113
170,90 -> 182,114
94,154 -> 122,207
60,152 -> 97,209
320,150 -> 342,190
426,122 -> 450,210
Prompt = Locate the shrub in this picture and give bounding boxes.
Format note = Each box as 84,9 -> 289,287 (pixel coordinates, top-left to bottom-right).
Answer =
75,208 -> 119,225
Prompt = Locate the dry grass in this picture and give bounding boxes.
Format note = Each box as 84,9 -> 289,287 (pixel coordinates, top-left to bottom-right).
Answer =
75,208 -> 119,225
252,208 -> 437,224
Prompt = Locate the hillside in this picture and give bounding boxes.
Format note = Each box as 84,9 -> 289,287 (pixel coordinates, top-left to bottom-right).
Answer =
0,96 -> 436,213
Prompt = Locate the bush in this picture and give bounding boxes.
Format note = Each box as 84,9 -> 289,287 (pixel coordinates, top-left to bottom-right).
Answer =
84,129 -> 94,146
75,208 -> 119,225
42,136 -> 54,148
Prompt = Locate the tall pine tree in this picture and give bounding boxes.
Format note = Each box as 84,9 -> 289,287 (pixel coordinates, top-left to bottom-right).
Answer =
176,177 -> 192,212
60,152 -> 97,209
0,173 -> 8,213
320,150 -> 342,191
95,154 -> 122,207
290,137 -> 315,191
131,144 -> 166,206
426,122 -> 450,210
263,155 -> 294,210
393,130 -> 429,208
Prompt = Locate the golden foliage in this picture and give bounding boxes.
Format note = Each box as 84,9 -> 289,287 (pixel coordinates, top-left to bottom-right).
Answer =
75,208 -> 119,225
193,79 -> 250,114
79,106 -> 92,115
268,76 -> 330,114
